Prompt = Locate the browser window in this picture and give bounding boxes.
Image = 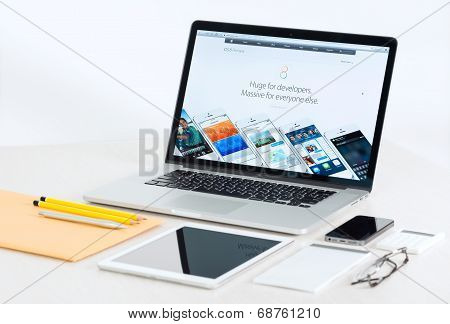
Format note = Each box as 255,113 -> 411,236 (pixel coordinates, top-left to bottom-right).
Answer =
172,30 -> 389,180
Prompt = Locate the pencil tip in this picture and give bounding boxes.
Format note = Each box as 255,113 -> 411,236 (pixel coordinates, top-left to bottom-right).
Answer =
40,196 -> 46,202
33,200 -> 39,206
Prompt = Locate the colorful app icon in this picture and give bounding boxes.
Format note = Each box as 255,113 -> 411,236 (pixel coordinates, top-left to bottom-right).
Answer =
322,162 -> 331,170
332,159 -> 341,166
312,167 -> 320,173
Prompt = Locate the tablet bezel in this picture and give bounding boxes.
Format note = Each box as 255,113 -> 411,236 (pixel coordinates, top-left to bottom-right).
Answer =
98,222 -> 293,289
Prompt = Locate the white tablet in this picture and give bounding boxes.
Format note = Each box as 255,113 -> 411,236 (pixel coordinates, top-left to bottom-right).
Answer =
98,223 -> 292,289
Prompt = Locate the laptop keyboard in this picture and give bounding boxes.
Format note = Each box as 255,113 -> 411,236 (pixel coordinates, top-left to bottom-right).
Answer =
145,170 -> 336,208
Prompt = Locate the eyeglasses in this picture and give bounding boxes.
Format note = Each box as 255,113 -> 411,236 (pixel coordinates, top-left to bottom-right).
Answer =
352,247 -> 409,287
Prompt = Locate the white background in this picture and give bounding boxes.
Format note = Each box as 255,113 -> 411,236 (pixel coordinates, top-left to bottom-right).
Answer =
0,0 -> 449,172
0,304 -> 449,323
0,0 -> 449,308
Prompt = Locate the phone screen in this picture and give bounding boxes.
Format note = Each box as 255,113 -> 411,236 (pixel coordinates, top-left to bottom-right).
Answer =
284,124 -> 348,176
174,109 -> 216,158
326,216 -> 393,240
195,112 -> 257,164
240,118 -> 303,170
329,130 -> 371,180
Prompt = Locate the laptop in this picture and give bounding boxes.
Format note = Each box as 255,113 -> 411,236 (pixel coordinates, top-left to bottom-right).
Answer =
84,21 -> 397,234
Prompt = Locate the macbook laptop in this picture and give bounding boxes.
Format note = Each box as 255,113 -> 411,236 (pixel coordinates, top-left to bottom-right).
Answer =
84,21 -> 397,234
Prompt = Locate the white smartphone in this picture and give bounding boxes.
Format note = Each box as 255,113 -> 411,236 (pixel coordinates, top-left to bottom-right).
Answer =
279,119 -> 355,179
324,125 -> 372,180
325,215 -> 394,246
236,114 -> 305,172
173,109 -> 219,160
193,109 -> 259,165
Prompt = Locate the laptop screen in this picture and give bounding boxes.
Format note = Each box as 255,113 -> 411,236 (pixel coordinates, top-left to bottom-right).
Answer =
171,30 -> 390,181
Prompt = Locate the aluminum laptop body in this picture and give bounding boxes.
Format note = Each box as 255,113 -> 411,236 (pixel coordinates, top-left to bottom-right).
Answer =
84,21 -> 397,234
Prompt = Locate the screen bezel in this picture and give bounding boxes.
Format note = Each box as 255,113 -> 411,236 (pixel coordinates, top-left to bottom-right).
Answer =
98,223 -> 292,289
165,20 -> 397,191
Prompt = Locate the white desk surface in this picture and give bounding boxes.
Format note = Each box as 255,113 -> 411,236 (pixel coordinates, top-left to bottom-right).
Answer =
0,139 -> 449,304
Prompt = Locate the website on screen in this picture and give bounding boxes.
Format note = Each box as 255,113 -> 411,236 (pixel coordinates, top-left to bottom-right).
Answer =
173,31 -> 389,180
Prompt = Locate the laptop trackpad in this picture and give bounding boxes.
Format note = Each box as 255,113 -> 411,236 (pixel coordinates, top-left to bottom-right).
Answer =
168,194 -> 247,215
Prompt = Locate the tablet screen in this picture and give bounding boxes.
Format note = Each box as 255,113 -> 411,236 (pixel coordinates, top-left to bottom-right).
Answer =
113,227 -> 280,279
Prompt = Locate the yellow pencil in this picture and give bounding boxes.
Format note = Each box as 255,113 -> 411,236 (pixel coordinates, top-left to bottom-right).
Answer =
40,196 -> 143,221
33,200 -> 137,225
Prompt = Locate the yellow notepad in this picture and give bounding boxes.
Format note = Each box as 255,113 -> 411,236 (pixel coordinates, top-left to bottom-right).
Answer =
0,189 -> 162,262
